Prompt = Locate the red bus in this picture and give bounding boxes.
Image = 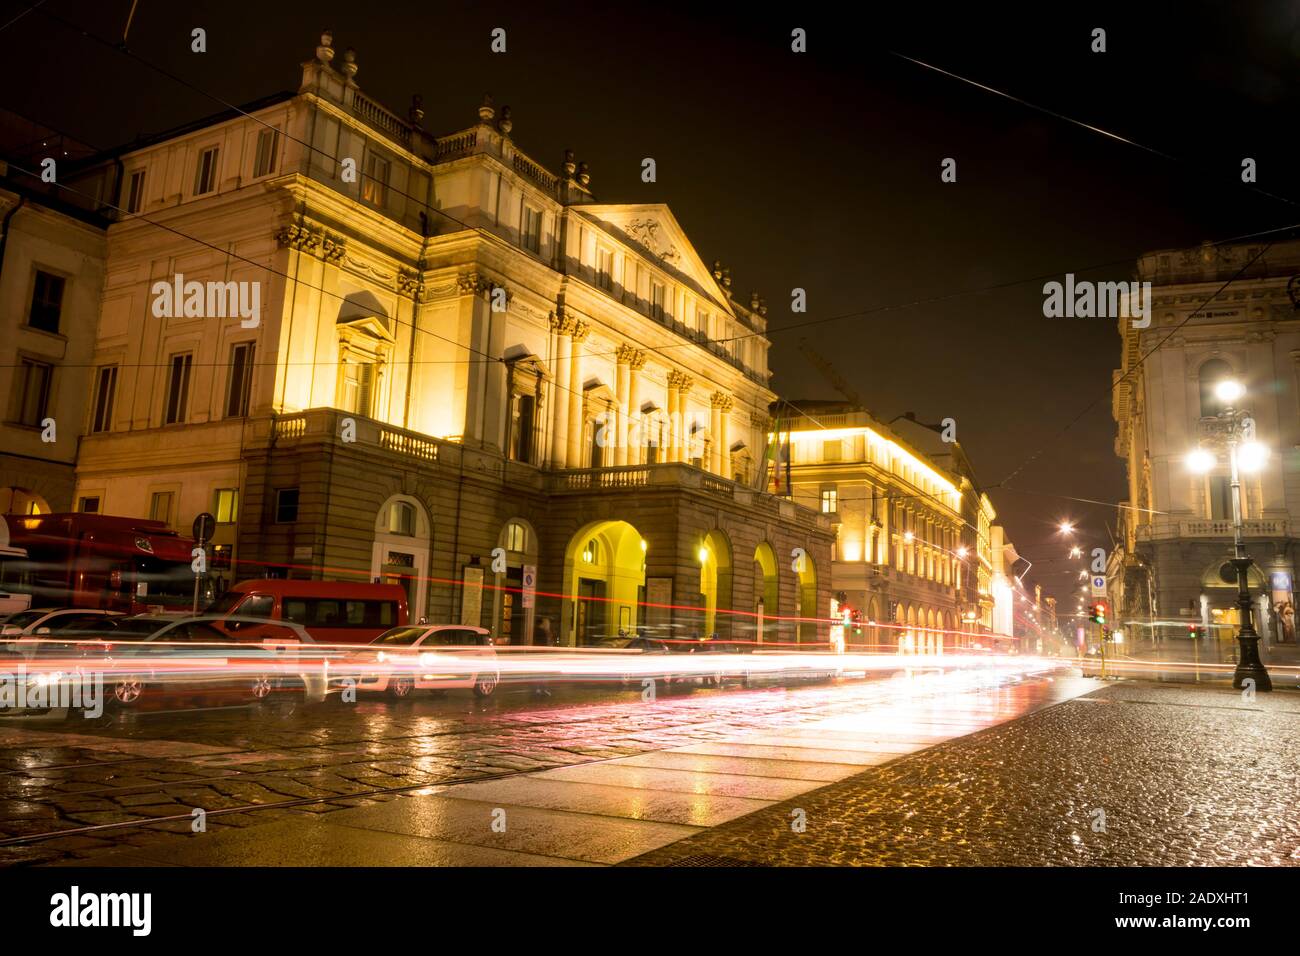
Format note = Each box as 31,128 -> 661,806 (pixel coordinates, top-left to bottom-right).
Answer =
204,579 -> 409,645
3,513 -> 197,613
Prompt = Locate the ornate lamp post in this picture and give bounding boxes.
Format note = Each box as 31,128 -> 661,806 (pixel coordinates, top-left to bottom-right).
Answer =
1186,378 -> 1273,691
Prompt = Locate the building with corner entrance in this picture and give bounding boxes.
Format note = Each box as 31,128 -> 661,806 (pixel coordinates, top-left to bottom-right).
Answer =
1110,238 -> 1300,652
62,30 -> 833,646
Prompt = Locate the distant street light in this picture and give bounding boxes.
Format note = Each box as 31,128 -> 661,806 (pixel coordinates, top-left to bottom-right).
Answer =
1187,377 -> 1272,691
1058,521 -> 1075,535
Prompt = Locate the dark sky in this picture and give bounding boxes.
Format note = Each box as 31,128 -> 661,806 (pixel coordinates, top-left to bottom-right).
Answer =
10,0 -> 1300,610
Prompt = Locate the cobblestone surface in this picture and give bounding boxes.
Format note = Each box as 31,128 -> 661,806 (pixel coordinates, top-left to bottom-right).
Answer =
0,672 -> 972,866
623,681 -> 1300,866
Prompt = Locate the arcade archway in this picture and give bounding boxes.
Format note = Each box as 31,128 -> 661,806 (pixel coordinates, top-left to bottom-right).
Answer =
564,520 -> 646,646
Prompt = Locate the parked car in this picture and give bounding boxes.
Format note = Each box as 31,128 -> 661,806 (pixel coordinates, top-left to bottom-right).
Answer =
2,608 -> 124,658
67,614 -> 327,720
345,624 -> 499,698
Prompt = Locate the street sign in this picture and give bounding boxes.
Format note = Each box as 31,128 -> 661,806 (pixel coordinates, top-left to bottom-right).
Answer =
1090,575 -> 1106,598
192,511 -> 216,544
521,564 -> 536,609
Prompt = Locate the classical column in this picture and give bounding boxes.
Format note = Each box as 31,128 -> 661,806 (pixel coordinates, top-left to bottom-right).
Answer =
615,345 -> 636,467
628,351 -> 646,463
667,371 -> 692,463
550,313 -> 572,468
567,321 -> 589,468
710,393 -> 724,474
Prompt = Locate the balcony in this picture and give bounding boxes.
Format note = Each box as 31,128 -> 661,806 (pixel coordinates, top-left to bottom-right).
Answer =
1135,518 -> 1290,541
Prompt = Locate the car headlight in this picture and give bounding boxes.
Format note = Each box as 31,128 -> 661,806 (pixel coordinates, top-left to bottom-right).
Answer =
376,651 -> 386,663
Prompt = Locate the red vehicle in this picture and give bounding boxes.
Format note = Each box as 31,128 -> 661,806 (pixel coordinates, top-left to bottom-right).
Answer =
3,513 -> 197,614
204,579 -> 408,645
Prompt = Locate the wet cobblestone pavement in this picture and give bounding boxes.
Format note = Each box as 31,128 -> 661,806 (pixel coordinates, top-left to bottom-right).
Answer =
623,681 -> 1300,866
0,670 -> 1036,866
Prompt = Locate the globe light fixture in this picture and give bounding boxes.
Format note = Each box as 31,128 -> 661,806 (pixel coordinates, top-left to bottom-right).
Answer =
1237,441 -> 1270,473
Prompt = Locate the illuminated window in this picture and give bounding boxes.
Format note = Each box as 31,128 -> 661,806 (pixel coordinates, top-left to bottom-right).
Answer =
821,488 -> 838,513
1198,359 -> 1232,417
194,147 -> 219,195
362,152 -> 389,206
214,488 -> 239,524
388,501 -> 415,536
582,539 -> 599,564
509,394 -> 535,463
1209,475 -> 1232,520
505,522 -> 527,552
338,360 -> 374,417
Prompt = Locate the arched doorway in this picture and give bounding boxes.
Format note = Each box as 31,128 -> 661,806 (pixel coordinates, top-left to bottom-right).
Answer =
905,604 -> 917,654
753,541 -> 778,645
371,495 -> 431,622
794,550 -> 817,644
0,488 -> 50,515
494,518 -> 538,645
699,529 -> 733,638
564,520 -> 646,646
866,595 -> 882,651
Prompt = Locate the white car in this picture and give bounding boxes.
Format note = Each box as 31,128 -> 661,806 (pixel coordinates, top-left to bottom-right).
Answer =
2,608 -> 124,657
354,625 -> 499,698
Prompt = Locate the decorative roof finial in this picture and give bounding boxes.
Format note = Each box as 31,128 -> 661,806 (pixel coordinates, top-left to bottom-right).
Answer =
712,260 -> 723,280
316,30 -> 335,65
409,94 -> 425,126
478,93 -> 495,123
498,105 -> 513,135
750,292 -> 761,310
340,47 -> 358,80
577,161 -> 590,187
562,150 -> 576,178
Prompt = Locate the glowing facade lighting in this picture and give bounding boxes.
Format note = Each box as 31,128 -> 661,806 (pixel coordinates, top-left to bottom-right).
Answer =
1186,448 -> 1216,474
1238,441 -> 1270,473
1214,379 -> 1245,404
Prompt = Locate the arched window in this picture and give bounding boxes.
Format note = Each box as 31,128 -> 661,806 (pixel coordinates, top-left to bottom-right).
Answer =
387,501 -> 414,535
505,521 -> 527,553
1199,359 -> 1233,418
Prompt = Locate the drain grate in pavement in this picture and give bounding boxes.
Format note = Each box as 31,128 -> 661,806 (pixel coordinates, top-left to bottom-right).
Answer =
666,853 -> 765,867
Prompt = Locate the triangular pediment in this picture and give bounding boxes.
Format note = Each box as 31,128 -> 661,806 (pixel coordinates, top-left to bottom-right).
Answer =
576,203 -> 733,315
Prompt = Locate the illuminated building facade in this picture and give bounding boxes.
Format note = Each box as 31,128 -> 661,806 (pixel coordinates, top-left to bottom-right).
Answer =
65,31 -> 832,644
779,401 -> 967,651
1111,239 -> 1300,646
0,116 -> 109,515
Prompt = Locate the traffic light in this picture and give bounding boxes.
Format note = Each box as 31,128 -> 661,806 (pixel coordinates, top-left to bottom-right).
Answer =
1188,623 -> 1202,640
1090,602 -> 1107,626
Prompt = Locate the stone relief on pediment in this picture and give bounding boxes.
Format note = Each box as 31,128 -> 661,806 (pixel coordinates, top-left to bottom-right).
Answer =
626,217 -> 681,267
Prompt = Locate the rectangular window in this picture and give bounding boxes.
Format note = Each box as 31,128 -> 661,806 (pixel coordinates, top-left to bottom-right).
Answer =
194,147 -> 219,195
651,282 -> 666,322
275,488 -> 300,524
126,170 -> 145,214
823,439 -> 843,462
510,393 -> 535,463
165,353 -> 192,424
28,271 -> 65,334
522,206 -> 541,253
596,248 -> 613,290
253,128 -> 280,177
214,488 -> 239,524
821,489 -> 838,513
13,359 -> 52,427
91,365 -> 117,433
225,342 -> 255,418
1209,476 -> 1233,520
78,496 -> 100,514
339,360 -> 374,416
362,153 -> 389,206
149,491 -> 174,526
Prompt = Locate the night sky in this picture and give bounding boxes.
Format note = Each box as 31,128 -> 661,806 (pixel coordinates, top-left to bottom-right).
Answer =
10,0 -> 1300,610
